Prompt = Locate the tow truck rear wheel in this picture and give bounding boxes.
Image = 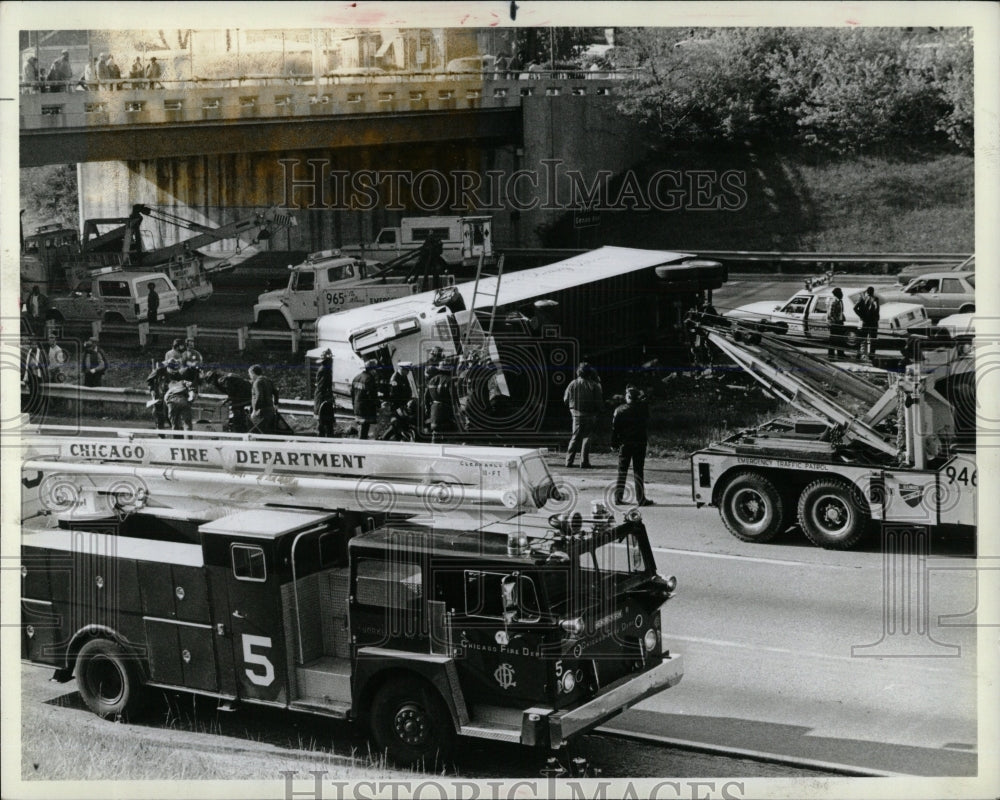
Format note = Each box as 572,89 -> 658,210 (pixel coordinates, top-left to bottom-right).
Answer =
75,637 -> 148,720
370,676 -> 454,767
797,478 -> 869,549
718,471 -> 788,542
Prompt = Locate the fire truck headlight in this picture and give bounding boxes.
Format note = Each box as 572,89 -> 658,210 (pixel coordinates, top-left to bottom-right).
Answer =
643,629 -> 658,652
560,670 -> 576,693
560,617 -> 584,637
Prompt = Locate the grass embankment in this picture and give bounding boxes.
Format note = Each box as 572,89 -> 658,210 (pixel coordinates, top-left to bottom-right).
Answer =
571,150 -> 974,256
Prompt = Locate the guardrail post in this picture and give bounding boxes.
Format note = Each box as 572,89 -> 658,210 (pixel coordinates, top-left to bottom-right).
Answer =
237,326 -> 248,352
91,320 -> 102,341
291,329 -> 300,354
138,322 -> 149,348
187,324 -> 198,340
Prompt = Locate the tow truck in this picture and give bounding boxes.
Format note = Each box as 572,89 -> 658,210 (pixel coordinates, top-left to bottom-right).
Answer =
252,240 -> 455,332
20,429 -> 683,765
23,204 -> 296,306
689,322 -> 976,549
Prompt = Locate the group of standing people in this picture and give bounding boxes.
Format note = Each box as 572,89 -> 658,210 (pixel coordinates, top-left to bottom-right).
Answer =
563,363 -> 654,507
21,49 -> 164,93
825,285 -> 881,361
22,331 -> 107,388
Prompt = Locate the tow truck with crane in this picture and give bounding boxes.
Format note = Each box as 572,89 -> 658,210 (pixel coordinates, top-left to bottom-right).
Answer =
19,427 -> 683,766
689,321 -> 976,549
22,203 -> 296,307
252,233 -> 456,332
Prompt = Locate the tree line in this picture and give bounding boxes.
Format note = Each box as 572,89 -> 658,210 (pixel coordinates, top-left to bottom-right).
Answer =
612,28 -> 972,154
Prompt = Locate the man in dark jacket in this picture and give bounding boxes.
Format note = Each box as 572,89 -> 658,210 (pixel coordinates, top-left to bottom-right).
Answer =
203,370 -> 252,432
351,359 -> 380,439
611,385 -> 653,506
314,350 -> 336,438
81,338 -> 108,387
853,286 -> 881,361
249,364 -> 279,434
424,363 -> 455,442
146,360 -> 173,432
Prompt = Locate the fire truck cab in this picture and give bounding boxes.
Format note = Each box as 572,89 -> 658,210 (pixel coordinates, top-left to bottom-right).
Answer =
21,430 -> 683,765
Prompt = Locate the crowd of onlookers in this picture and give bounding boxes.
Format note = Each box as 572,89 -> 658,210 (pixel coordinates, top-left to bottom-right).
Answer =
21,49 -> 164,93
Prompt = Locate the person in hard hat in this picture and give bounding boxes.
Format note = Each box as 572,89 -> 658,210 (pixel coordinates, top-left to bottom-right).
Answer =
314,350 -> 336,438
351,359 -> 380,439
203,370 -> 252,433
424,361 -> 455,442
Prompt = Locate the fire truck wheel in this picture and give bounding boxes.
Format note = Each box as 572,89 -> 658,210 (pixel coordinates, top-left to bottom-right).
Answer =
370,676 -> 455,767
797,478 -> 869,550
718,471 -> 788,542
76,638 -> 148,720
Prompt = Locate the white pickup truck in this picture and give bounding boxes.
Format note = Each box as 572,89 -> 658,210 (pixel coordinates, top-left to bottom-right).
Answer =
47,269 -> 181,324
252,251 -> 453,331
338,215 -> 493,267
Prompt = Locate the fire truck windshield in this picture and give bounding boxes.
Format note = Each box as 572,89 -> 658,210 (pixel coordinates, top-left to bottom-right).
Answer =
542,531 -> 653,615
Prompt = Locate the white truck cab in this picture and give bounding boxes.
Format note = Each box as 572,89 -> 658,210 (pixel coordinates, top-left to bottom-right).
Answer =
253,251 -> 454,331
339,216 -> 493,267
47,269 -> 180,324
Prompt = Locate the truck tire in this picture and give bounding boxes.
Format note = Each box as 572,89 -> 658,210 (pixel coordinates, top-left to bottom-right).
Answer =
370,676 -> 454,767
75,637 -> 148,720
796,478 -> 869,550
46,310 -> 65,323
718,471 -> 788,543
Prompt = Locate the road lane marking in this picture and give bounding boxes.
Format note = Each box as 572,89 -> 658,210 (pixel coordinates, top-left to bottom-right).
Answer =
652,546 -> 861,569
665,634 -> 977,676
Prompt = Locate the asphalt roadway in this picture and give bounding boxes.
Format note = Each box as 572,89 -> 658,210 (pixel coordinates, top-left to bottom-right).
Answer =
539,456 -> 979,777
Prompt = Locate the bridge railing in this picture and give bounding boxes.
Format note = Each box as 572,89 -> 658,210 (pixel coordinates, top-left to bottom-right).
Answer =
19,72 -> 630,130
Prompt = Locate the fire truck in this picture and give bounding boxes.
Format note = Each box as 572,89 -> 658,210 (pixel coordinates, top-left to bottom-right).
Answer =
689,323 -> 976,549
20,429 -> 682,765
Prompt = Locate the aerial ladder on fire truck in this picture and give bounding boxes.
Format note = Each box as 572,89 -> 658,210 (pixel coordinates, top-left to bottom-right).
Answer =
20,427 -> 683,766
20,426 -> 559,523
688,319 -> 977,549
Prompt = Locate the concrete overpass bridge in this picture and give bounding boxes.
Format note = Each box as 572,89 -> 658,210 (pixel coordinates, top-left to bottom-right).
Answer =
20,72 -> 623,167
20,71 -> 648,252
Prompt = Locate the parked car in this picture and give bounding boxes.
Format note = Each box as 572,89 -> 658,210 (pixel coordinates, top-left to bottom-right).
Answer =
936,312 -> 975,342
880,271 -> 975,321
895,254 -> 974,284
47,270 -> 180,324
726,283 -> 932,348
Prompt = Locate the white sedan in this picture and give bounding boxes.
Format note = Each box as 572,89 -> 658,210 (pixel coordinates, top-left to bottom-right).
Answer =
726,284 -> 932,348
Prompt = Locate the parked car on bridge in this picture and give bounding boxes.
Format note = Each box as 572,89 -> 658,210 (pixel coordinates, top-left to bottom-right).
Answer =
726,281 -> 932,348
880,271 -> 975,321
894,254 -> 974,284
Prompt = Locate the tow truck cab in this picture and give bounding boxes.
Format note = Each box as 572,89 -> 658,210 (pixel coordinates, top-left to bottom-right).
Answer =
22,503 -> 681,764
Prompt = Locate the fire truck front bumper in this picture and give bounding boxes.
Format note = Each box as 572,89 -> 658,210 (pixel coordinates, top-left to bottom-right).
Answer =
528,653 -> 684,748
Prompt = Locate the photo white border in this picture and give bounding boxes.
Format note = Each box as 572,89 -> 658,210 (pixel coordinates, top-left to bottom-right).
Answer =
2,2 -> 997,799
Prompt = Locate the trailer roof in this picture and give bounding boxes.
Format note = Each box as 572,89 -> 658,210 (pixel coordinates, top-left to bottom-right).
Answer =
317,246 -> 694,340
